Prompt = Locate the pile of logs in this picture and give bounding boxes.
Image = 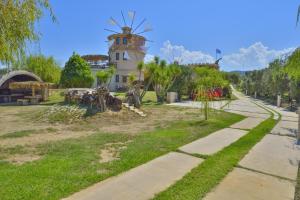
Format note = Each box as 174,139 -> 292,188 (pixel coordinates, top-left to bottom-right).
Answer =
65,87 -> 122,113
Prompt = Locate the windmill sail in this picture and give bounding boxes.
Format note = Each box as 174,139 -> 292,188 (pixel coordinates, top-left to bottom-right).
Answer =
128,11 -> 135,20
108,18 -> 117,26
108,39 -> 114,48
136,24 -> 153,34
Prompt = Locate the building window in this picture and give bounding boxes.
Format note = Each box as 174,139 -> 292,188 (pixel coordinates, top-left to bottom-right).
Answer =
116,75 -> 119,83
123,52 -> 127,60
122,76 -> 127,83
123,37 -> 127,45
116,37 -> 120,45
116,52 -> 119,60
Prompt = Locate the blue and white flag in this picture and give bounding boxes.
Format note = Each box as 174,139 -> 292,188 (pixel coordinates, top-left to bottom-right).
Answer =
216,49 -> 222,54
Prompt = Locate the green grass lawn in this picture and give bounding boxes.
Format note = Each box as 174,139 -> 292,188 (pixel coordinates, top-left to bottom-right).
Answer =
40,89 -> 65,105
115,90 -> 158,104
42,89 -> 158,106
0,110 -> 243,200
0,130 -> 35,139
153,117 -> 277,200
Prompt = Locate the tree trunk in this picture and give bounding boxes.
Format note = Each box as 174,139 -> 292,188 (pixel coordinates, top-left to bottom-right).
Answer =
133,84 -> 141,108
97,87 -> 108,112
204,100 -> 208,120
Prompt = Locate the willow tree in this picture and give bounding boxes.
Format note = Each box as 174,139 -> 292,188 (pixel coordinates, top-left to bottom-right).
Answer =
96,66 -> 116,87
0,0 -> 55,70
25,55 -> 61,84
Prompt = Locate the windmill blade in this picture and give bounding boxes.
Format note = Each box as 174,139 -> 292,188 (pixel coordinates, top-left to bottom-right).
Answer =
128,11 -> 136,29
135,28 -> 153,35
133,18 -> 146,33
136,23 -> 153,34
109,17 -> 122,29
104,28 -> 121,34
121,11 -> 127,26
145,39 -> 154,43
140,46 -> 149,53
105,39 -> 115,48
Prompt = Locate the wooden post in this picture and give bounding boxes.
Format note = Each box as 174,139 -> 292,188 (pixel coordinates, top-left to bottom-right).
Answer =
32,87 -> 35,97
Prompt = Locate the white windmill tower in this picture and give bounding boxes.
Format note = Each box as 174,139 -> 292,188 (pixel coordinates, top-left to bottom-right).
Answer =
105,11 -> 152,91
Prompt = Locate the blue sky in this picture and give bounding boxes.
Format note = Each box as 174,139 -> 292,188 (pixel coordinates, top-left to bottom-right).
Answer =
31,0 -> 300,71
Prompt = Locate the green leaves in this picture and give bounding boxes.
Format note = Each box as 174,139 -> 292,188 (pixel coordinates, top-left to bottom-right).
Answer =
24,55 -> 61,84
194,67 -> 228,90
285,48 -> 300,81
0,0 -> 55,66
145,57 -> 182,103
60,53 -> 94,88
96,66 -> 115,87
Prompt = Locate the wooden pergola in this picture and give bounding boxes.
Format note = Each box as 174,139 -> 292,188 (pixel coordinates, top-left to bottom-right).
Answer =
9,81 -> 51,104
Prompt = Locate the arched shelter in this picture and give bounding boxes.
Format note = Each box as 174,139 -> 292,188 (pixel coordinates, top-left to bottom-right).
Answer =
0,70 -> 44,103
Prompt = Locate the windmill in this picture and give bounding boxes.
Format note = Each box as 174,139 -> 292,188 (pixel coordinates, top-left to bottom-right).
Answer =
104,11 -> 153,55
103,11 -> 152,90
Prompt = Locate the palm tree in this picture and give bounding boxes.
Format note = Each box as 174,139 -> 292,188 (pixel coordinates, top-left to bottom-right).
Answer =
137,61 -> 144,82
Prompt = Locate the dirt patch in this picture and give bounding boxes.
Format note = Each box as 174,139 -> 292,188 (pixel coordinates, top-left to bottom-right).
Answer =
4,154 -> 41,165
0,105 -> 67,136
99,141 -> 131,163
86,106 -> 202,135
0,130 -> 95,148
0,104 -> 202,148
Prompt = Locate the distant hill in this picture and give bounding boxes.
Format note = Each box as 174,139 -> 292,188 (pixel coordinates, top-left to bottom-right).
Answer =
229,70 -> 247,76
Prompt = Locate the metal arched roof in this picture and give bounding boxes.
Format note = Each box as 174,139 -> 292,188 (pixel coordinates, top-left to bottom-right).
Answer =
0,70 -> 42,88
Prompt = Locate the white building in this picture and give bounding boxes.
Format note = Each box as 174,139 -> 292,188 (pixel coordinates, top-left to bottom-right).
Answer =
82,26 -> 146,91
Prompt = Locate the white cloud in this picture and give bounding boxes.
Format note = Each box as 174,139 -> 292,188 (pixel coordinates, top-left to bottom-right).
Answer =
144,54 -> 155,63
158,40 -> 295,71
160,40 -> 215,64
222,42 -> 295,71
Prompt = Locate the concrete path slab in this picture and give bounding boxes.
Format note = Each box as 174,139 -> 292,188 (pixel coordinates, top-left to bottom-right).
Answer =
225,100 -> 269,114
167,100 -> 229,110
282,116 -> 298,122
230,117 -> 265,130
179,128 -> 248,155
62,152 -> 203,200
239,134 -> 300,180
271,120 -> 298,137
223,109 -> 270,119
252,100 -> 279,120
204,168 -> 295,200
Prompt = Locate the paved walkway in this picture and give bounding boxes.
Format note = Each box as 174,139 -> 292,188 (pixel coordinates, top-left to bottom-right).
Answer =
205,168 -> 295,200
63,152 -> 202,200
230,117 -> 265,130
63,90 -> 298,200
179,128 -> 248,155
168,100 -> 229,110
204,94 -> 300,200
